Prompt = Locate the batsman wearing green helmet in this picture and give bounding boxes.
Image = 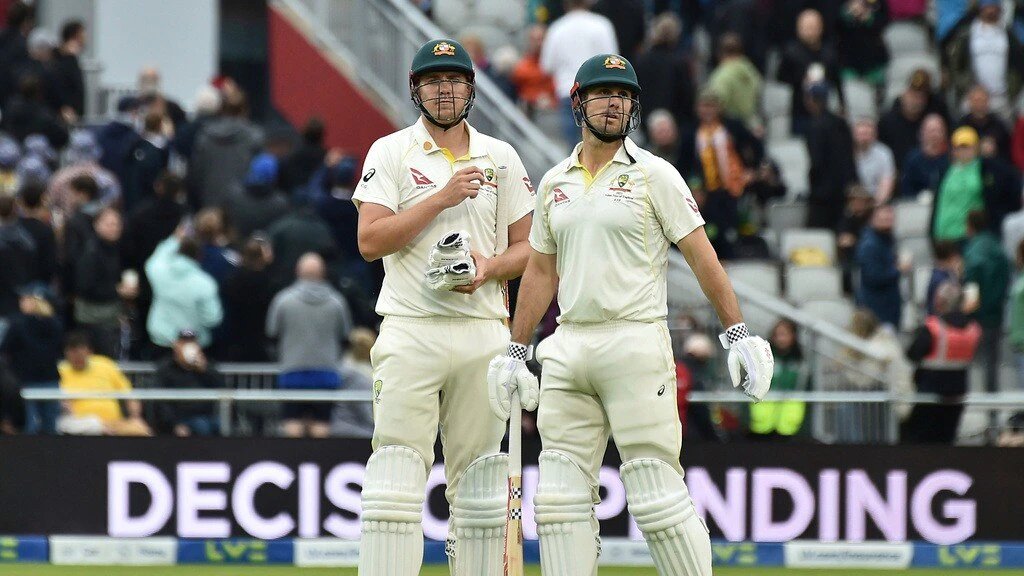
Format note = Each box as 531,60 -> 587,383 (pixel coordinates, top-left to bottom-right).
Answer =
354,39 -> 536,576
487,54 -> 775,575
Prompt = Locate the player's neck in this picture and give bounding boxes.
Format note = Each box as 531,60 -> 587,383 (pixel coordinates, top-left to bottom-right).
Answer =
579,132 -> 622,175
421,117 -> 470,157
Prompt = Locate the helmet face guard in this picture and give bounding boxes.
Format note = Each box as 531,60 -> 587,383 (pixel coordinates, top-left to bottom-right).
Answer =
571,84 -> 642,143
410,71 -> 476,131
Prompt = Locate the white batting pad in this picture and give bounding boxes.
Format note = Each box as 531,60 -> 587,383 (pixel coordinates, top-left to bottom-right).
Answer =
450,453 -> 509,575
620,459 -> 712,576
534,450 -> 600,576
358,445 -> 426,576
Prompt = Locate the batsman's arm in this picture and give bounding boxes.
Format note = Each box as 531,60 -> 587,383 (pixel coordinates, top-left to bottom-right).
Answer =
486,214 -> 533,281
509,248 -> 559,345
677,227 -> 743,329
356,201 -> 446,262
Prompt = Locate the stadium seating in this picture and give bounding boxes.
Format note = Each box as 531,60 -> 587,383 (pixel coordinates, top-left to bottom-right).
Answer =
779,229 -> 838,264
785,265 -> 843,303
802,298 -> 855,329
725,260 -> 781,296
893,200 -> 932,239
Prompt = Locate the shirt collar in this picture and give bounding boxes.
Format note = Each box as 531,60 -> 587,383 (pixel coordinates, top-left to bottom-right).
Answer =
412,118 -> 487,158
564,137 -> 639,173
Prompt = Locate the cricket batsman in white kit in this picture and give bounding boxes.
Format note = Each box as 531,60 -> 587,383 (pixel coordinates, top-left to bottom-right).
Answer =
354,39 -> 536,575
487,54 -> 775,575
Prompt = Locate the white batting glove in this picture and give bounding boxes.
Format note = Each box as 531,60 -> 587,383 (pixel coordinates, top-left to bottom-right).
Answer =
719,323 -> 773,402
428,230 -> 471,268
425,260 -> 476,291
487,343 -> 540,421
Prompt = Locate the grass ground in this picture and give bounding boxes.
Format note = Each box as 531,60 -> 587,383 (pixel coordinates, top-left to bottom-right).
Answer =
4,566 -> 1024,576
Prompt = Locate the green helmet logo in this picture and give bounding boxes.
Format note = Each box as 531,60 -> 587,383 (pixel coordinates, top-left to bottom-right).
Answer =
570,53 -> 642,143
409,39 -> 476,131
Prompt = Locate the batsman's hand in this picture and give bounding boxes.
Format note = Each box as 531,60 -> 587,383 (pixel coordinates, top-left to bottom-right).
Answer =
428,230 -> 471,268
720,323 -> 773,402
487,347 -> 540,421
434,166 -> 483,209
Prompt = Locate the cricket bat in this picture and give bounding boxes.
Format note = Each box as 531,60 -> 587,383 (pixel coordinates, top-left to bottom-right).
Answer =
504,390 -> 524,576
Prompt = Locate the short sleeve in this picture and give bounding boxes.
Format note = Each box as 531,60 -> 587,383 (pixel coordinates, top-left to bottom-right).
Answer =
648,161 -> 705,244
528,177 -> 557,254
502,144 -> 535,224
352,139 -> 399,212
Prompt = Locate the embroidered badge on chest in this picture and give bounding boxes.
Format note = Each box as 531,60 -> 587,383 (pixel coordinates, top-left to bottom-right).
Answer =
608,173 -> 635,202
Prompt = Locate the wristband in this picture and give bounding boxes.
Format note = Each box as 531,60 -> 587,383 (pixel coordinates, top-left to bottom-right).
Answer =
508,342 -> 533,361
718,322 -> 749,349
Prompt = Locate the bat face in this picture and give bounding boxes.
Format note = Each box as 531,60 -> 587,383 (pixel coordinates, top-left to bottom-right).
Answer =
505,474 -> 524,575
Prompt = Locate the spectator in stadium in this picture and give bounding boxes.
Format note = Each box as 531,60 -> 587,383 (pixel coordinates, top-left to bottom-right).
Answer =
748,318 -> 808,441
1,75 -> 69,148
931,127 -> 1022,242
224,152 -> 288,239
194,208 -> 237,285
57,331 -> 151,436
0,195 -> 35,318
14,28 -> 58,112
902,281 -> 980,444
510,24 -> 557,116
331,327 -> 376,438
0,137 -> 19,195
927,240 -> 964,315
675,333 -> 722,443
48,130 -> 121,218
189,88 -> 263,210
120,111 -> 171,211
592,0 -> 646,62
221,235 -> 275,362
1004,186 -> 1024,260
944,0 -> 1023,123
266,253 -> 352,438
306,153 -> 368,287
777,9 -> 843,136
154,329 -> 226,436
145,227 -> 223,352
0,1 -> 36,105
266,199 -> 339,292
0,283 -> 62,434
633,12 -> 693,135
836,0 -> 890,101
137,66 -> 186,128
880,83 -> 931,176
173,85 -> 221,162
900,114 -> 950,199
855,203 -> 908,329
804,82 -> 858,228
75,208 -> 134,358
644,108 -> 682,169
97,96 -> 143,187
957,86 -> 1013,161
16,181 -> 56,286
853,117 -> 896,203
1009,239 -> 1024,390
61,175 -> 104,293
51,20 -> 86,119
837,184 -> 875,293
539,0 -> 618,145
279,117 -> 327,197
706,32 -> 762,132
962,210 -> 1011,419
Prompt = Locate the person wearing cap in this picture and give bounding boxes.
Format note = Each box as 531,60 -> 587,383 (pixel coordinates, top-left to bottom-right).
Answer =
805,81 -> 858,228
153,328 -> 226,436
944,0 -> 1024,122
354,38 -> 535,575
487,53 -> 772,576
1,283 -> 62,434
223,152 -> 288,239
932,126 -> 1022,242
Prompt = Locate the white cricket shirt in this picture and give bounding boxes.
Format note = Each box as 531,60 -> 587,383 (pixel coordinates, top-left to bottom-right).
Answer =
353,119 -> 534,319
529,137 -> 705,324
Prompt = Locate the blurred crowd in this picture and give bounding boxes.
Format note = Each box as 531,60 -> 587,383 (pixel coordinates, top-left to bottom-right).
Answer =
0,2 -> 380,439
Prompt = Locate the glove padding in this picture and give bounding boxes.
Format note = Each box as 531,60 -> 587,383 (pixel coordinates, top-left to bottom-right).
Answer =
428,230 -> 471,268
726,336 -> 774,402
487,355 -> 540,421
425,260 -> 476,291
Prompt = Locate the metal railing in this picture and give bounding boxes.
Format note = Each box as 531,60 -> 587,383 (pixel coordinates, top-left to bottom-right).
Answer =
275,0 -> 566,180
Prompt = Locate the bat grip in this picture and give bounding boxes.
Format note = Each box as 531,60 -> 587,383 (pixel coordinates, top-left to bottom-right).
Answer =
509,390 -> 522,475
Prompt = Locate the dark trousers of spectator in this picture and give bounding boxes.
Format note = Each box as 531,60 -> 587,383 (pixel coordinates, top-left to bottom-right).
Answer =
22,381 -> 59,435
977,325 -> 1001,441
900,401 -> 965,444
177,415 -> 220,436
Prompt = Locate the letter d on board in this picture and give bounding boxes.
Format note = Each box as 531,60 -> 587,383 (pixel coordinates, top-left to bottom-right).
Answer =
108,462 -> 173,537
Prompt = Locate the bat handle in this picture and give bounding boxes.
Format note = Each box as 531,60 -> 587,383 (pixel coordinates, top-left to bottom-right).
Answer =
509,390 -> 522,475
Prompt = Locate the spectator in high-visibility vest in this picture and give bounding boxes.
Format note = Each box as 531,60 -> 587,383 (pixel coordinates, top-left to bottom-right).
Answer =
748,319 -> 808,440
902,281 -> 982,444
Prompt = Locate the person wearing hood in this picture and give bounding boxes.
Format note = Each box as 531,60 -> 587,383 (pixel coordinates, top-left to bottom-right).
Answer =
854,204 -> 911,329
224,152 -> 288,238
266,252 -> 352,438
48,129 -> 121,216
144,225 -> 222,351
189,89 -> 263,210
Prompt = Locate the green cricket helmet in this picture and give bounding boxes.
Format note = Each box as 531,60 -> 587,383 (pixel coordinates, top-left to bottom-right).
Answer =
569,54 -> 642,142
409,39 -> 476,130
